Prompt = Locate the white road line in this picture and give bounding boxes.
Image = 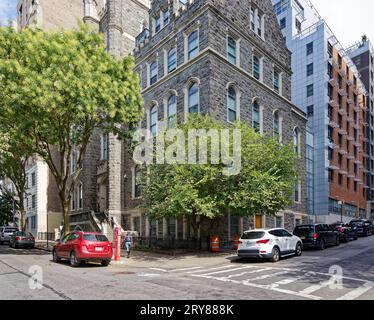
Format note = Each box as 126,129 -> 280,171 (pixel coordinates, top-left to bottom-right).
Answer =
299,280 -> 334,295
198,275 -> 322,300
337,282 -> 373,300
271,277 -> 303,287
222,267 -> 273,279
149,268 -> 168,273
187,265 -> 234,274
170,267 -> 203,272
243,271 -> 291,282
199,266 -> 258,276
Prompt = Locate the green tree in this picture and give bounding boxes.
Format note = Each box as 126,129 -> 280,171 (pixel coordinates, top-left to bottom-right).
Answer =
0,25 -> 143,235
0,131 -> 28,231
141,115 -> 299,240
0,189 -> 19,227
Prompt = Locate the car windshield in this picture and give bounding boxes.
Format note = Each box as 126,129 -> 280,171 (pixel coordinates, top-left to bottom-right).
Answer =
83,234 -> 109,242
350,221 -> 363,226
294,225 -> 314,236
241,231 -> 265,240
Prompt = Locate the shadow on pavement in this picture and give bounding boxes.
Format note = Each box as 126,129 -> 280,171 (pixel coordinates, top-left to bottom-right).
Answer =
0,244 -> 50,256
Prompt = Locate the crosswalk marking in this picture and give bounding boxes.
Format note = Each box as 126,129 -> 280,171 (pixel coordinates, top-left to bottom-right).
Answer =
243,271 -> 291,282
271,277 -> 303,287
187,265 -> 234,274
199,266 -> 257,276
336,282 -> 373,300
170,267 -> 202,272
222,267 -> 273,279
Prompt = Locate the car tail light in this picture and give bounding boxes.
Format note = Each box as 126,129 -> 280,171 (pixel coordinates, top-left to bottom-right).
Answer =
313,233 -> 318,240
256,239 -> 270,244
15,237 -> 21,241
338,227 -> 344,233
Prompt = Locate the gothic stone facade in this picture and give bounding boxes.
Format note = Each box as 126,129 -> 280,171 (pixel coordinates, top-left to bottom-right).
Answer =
124,0 -> 308,242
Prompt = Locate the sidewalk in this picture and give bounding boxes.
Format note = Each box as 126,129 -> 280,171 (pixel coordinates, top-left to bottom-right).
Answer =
35,241 -> 55,252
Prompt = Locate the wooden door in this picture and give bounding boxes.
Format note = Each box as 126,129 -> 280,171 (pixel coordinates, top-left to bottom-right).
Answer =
255,215 -> 263,229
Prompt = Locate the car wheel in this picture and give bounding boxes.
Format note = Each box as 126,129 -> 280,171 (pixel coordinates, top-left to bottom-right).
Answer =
70,251 -> 80,267
101,260 -> 110,267
52,250 -> 61,263
270,247 -> 280,263
318,239 -> 325,250
295,243 -> 302,257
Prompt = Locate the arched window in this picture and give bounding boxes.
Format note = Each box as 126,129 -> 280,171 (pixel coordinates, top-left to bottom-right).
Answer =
294,128 -> 301,155
150,105 -> 158,136
227,86 -> 237,123
167,47 -> 177,73
188,30 -> 199,60
273,111 -> 280,141
188,83 -> 199,114
253,100 -> 261,132
167,94 -> 177,128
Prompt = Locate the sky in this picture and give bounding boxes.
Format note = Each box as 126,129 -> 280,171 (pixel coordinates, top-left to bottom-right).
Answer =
0,0 -> 373,47
0,0 -> 17,25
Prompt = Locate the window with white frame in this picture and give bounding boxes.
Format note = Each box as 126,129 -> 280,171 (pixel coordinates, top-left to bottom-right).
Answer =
227,36 -> 237,65
273,69 -> 281,94
163,9 -> 170,26
273,111 -> 281,141
188,82 -> 199,114
167,94 -> 177,128
252,54 -> 261,81
275,216 -> 283,228
167,47 -> 177,73
294,128 -> 301,155
253,100 -> 261,132
188,30 -> 199,60
71,149 -> 78,174
150,105 -> 158,136
133,166 -> 142,198
150,61 -> 158,85
227,86 -> 237,123
154,14 -> 161,33
250,6 -> 264,38
101,133 -> 109,160
78,183 -> 83,209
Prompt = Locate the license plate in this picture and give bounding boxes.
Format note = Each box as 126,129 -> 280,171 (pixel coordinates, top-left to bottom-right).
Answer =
246,242 -> 254,247
95,247 -> 103,252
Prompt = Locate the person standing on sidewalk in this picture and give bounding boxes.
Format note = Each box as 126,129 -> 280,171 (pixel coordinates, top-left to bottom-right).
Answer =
124,232 -> 133,258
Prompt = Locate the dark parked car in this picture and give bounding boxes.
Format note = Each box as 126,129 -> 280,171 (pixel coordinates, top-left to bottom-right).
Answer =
293,224 -> 340,250
349,219 -> 373,237
330,223 -> 358,242
9,232 -> 35,249
0,227 -> 19,244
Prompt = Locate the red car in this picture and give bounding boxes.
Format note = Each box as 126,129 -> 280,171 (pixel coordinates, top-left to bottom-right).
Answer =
52,231 -> 113,267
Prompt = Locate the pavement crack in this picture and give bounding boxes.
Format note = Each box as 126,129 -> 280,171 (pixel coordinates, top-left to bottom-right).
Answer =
0,259 -> 72,300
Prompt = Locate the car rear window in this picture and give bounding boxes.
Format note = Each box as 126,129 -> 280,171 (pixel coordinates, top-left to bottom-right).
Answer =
5,228 -> 18,233
83,234 -> 109,242
294,225 -> 314,235
241,231 -> 265,240
15,232 -> 28,237
350,221 -> 363,227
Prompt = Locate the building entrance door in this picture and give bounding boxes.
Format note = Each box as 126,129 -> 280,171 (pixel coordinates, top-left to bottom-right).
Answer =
255,215 -> 263,229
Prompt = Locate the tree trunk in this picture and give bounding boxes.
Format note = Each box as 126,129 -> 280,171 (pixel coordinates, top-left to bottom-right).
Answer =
19,194 -> 26,232
63,201 -> 70,236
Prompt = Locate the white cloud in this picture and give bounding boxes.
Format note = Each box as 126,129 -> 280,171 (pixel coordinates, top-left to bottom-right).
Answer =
0,0 -> 17,25
311,0 -> 374,47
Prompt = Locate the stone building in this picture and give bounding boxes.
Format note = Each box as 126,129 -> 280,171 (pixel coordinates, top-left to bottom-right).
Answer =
128,0 -> 308,242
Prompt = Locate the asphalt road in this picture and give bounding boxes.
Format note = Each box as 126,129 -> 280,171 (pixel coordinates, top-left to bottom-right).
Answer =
0,235 -> 374,300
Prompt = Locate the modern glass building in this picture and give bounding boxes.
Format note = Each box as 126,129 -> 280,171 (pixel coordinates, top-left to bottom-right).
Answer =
272,0 -> 369,223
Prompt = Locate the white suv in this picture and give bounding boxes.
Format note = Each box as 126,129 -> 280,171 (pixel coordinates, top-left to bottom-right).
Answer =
237,228 -> 303,262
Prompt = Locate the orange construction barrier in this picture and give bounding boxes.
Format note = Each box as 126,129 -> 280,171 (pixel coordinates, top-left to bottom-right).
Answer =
211,235 -> 220,252
232,235 -> 240,250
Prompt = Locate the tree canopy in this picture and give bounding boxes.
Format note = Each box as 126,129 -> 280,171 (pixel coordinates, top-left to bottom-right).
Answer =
0,24 -> 144,234
141,115 -> 299,238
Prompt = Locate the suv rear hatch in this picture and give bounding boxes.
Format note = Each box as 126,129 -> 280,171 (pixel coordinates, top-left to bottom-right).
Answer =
82,234 -> 112,253
294,225 -> 315,242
